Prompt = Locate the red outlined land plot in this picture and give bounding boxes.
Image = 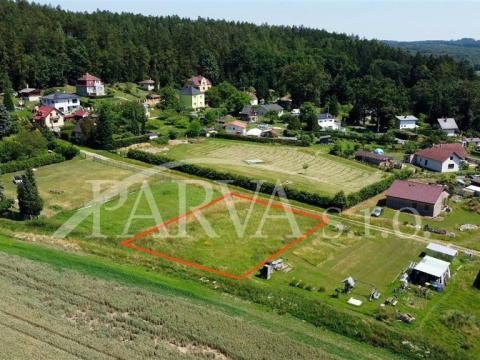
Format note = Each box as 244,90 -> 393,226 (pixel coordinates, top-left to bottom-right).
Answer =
120,192 -> 328,280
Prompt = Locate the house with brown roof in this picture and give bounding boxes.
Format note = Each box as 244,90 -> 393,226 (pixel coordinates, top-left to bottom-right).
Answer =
138,79 -> 155,91
145,93 -> 160,107
18,87 -> 41,102
414,144 -> 467,172
355,151 -> 392,166
187,75 -> 212,93
385,180 -> 449,217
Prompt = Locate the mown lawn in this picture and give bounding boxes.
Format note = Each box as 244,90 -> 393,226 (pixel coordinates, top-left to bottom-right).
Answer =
158,138 -> 385,196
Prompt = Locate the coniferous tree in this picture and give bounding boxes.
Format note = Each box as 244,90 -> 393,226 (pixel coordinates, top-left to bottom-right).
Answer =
2,86 -> 14,111
94,105 -> 114,149
17,168 -> 43,219
0,104 -> 13,138
0,175 -> 13,213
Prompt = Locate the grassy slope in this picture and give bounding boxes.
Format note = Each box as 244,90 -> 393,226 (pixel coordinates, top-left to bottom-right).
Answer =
0,234 -> 402,360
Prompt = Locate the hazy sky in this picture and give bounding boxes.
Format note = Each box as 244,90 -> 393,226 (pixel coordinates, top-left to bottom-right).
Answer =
34,0 -> 480,41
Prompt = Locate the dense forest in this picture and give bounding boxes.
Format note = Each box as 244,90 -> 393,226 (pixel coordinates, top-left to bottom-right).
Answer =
1,0 -> 480,131
386,38 -> 480,70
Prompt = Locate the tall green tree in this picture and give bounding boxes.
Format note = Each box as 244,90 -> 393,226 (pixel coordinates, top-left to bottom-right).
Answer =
300,102 -> 319,132
2,86 -> 14,111
94,105 -> 114,149
0,175 -> 13,213
17,168 -> 43,219
0,104 -> 13,138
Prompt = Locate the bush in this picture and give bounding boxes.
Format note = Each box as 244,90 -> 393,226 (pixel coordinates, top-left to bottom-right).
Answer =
0,153 -> 65,174
49,140 -> 79,160
111,135 -> 149,149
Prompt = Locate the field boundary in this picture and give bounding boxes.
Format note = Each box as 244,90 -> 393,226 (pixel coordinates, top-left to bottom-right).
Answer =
120,192 -> 328,280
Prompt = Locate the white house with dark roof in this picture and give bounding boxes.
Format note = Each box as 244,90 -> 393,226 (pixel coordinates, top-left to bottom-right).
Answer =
40,93 -> 81,114
318,113 -> 341,130
138,79 -> 155,91
256,104 -> 284,117
395,115 -> 418,130
437,117 -> 459,137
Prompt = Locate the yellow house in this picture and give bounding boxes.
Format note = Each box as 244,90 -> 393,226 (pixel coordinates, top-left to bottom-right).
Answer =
180,86 -> 205,110
33,105 -> 65,132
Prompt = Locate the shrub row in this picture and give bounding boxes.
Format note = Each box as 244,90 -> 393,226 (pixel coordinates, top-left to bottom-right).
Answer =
127,149 -> 412,209
49,140 -> 80,160
112,135 -> 150,149
214,133 -> 305,146
0,152 -> 65,174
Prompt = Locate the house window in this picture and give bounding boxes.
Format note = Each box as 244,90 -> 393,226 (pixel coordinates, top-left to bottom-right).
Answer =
412,202 -> 417,209
448,164 -> 455,169
424,204 -> 430,211
424,159 -> 428,165
449,156 -> 453,160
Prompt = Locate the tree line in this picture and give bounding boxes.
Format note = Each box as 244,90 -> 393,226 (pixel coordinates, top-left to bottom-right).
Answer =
1,0 -> 480,131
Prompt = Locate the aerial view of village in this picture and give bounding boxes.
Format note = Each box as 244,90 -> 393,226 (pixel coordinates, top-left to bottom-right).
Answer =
0,0 -> 479,359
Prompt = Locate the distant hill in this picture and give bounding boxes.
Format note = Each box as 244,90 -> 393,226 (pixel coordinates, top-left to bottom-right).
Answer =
385,38 -> 480,69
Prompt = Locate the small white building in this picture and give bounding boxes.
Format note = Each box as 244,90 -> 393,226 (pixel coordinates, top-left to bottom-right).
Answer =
437,118 -> 459,137
40,93 -> 81,114
414,144 -> 467,173
426,243 -> 458,261
317,113 -> 341,131
395,115 -> 418,130
412,255 -> 451,286
225,120 -> 247,136
138,79 -> 155,91
248,92 -> 258,106
245,128 -> 262,137
18,88 -> 41,102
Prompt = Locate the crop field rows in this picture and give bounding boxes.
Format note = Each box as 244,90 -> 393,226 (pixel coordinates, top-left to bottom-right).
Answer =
164,140 -> 384,195
0,252 -> 347,360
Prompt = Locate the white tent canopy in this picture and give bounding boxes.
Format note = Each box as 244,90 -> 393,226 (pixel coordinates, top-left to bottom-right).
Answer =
427,243 -> 458,258
414,256 -> 450,278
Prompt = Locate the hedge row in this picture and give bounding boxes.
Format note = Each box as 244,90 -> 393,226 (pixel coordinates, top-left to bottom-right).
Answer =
214,133 -> 305,146
127,149 -> 412,209
0,152 -> 65,174
112,134 -> 150,149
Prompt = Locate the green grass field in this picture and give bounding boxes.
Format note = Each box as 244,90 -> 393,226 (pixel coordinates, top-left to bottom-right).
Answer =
2,157 -> 479,359
0,157 -> 150,216
159,138 -> 385,196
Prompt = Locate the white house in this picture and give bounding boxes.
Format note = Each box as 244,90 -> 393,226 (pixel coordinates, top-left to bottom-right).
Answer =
395,115 -> 418,130
317,113 -> 341,131
256,104 -> 284,117
414,144 -> 467,172
40,93 -> 81,114
76,73 -> 105,97
437,118 -> 459,137
138,79 -> 155,91
18,88 -> 41,102
225,120 -> 247,136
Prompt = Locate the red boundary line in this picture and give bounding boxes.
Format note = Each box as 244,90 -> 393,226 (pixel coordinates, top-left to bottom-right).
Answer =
120,192 -> 328,280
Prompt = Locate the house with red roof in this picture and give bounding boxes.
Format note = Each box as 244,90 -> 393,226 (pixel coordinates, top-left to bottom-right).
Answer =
414,144 -> 467,172
33,106 -> 64,132
187,75 -> 212,93
76,73 -> 105,97
385,180 -> 449,217
225,120 -> 247,136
